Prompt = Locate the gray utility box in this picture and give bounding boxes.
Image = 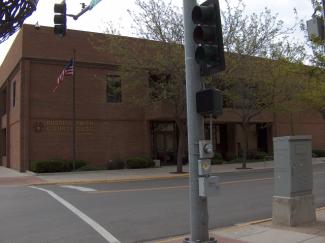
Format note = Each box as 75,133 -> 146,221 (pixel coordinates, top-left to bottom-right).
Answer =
199,176 -> 220,198
273,136 -> 313,197
272,136 -> 316,226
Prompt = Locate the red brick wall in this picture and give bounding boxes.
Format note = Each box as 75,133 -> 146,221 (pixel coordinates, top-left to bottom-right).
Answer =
27,59 -> 150,165
276,111 -> 325,149
1,24 -> 325,170
8,70 -> 21,170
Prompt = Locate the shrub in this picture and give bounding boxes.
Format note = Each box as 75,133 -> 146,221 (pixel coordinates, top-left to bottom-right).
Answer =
67,160 -> 87,170
247,150 -> 257,160
31,159 -> 87,173
211,153 -> 223,165
226,152 -> 273,164
76,164 -> 104,171
226,157 -> 244,164
312,149 -> 325,158
31,159 -> 65,173
254,152 -> 266,160
254,152 -> 273,160
126,157 -> 154,169
107,160 -> 125,170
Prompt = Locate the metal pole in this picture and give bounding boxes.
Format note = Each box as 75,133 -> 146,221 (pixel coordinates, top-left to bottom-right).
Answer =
183,0 -> 210,241
72,49 -> 76,170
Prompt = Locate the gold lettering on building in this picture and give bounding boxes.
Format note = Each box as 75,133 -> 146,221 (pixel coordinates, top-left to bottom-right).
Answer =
37,120 -> 95,134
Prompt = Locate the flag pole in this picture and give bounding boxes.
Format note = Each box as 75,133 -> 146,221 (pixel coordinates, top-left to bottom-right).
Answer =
72,49 -> 76,170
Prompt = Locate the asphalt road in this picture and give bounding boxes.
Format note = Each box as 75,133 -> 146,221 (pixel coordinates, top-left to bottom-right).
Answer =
1,164 -> 325,243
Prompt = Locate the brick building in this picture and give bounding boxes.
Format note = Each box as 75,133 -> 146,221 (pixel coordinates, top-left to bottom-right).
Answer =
0,25 -> 324,171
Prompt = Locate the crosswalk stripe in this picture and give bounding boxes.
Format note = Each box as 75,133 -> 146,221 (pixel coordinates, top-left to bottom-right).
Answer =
60,185 -> 97,192
30,186 -> 119,243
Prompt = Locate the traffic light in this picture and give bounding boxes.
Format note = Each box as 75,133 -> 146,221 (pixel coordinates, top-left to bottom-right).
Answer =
192,0 -> 225,75
54,1 -> 67,36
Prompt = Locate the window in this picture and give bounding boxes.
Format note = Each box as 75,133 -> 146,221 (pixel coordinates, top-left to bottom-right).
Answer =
1,88 -> 7,115
148,72 -> 171,100
106,75 -> 121,103
2,129 -> 6,156
12,81 -> 16,107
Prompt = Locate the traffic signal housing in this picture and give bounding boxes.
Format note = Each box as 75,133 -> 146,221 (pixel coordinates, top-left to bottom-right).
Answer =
54,1 -> 67,36
196,88 -> 223,117
192,0 -> 225,75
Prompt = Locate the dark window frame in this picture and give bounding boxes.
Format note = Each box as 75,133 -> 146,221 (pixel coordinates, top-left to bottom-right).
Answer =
12,81 -> 16,107
151,121 -> 178,164
148,72 -> 172,101
2,129 -> 6,156
1,88 -> 7,115
106,75 -> 122,103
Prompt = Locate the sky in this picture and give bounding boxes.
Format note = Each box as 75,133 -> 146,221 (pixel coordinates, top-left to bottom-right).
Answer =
0,0 -> 314,64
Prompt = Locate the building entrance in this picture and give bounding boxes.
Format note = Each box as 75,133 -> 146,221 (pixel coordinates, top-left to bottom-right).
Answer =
256,123 -> 269,153
151,122 -> 177,164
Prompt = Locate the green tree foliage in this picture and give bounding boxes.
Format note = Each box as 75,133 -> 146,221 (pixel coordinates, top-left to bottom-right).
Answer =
100,0 -> 307,170
299,1 -> 325,118
212,0 -> 306,168
127,0 -> 187,173
97,0 -> 187,173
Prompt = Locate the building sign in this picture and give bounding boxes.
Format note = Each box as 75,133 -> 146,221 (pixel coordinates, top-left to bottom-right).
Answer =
33,120 -> 94,134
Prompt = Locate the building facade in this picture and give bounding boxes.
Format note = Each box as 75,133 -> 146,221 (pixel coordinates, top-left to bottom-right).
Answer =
0,25 -> 324,171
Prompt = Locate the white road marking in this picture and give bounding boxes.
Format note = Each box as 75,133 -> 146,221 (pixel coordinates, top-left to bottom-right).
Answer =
60,185 -> 97,192
29,186 -> 120,243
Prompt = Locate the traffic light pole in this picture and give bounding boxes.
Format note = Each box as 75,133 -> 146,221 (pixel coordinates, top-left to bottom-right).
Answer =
183,0 -> 211,242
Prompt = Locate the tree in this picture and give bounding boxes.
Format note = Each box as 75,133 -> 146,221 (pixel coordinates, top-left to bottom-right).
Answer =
305,0 -> 325,67
127,0 -> 187,173
299,0 -> 325,118
211,0 -> 306,168
95,0 -> 186,173
100,0 -> 307,170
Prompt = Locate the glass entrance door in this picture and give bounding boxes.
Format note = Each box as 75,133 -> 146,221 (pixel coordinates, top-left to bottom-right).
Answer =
151,122 -> 177,165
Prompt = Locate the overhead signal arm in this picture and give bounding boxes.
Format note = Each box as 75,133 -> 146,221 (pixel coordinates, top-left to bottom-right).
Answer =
66,0 -> 103,20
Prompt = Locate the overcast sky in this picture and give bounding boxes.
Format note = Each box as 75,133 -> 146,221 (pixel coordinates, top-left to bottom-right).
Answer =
0,0 -> 314,64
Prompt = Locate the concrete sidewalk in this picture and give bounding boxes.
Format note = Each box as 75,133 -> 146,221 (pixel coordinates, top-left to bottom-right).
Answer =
0,160 -> 275,186
0,157 -> 324,186
151,207 -> 325,243
0,166 -> 46,186
33,160 -> 276,185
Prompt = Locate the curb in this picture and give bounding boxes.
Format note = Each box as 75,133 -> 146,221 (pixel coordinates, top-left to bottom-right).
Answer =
234,206 -> 325,227
212,167 -> 273,175
17,162 -> 325,185
31,174 -> 190,186
150,206 -> 325,243
32,168 -> 275,186
31,167 -> 277,186
25,170 -> 37,176
30,161 -> 325,186
233,218 -> 272,227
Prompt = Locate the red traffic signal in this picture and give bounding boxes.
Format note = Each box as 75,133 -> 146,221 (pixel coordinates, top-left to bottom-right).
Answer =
192,0 -> 225,75
54,1 -> 67,37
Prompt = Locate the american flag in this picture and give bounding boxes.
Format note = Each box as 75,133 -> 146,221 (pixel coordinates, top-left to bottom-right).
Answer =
53,58 -> 74,93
